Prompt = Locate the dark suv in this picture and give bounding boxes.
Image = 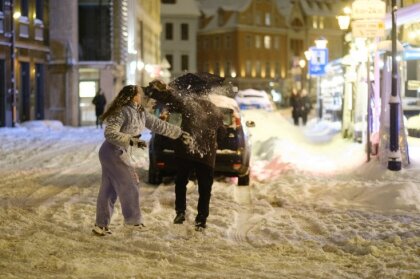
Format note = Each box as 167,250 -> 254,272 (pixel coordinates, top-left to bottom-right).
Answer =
148,94 -> 255,186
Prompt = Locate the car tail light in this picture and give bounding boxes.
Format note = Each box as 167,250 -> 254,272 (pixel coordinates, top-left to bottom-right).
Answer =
233,116 -> 241,128
233,163 -> 242,170
156,162 -> 165,168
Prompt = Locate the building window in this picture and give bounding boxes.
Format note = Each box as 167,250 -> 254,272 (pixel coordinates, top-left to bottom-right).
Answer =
214,36 -> 220,49
274,36 -> 279,49
78,0 -> 112,61
290,39 -> 303,57
245,60 -> 251,76
245,35 -> 251,48
319,17 -> 324,29
256,61 -> 261,76
265,62 -> 271,77
162,0 -> 176,3
313,16 -> 318,29
165,54 -> 173,70
35,0 -> 43,21
215,62 -> 220,75
255,35 -> 261,49
0,0 -> 3,34
265,13 -> 271,26
255,13 -> 261,25
264,35 -> 271,49
181,55 -> 189,71
225,35 -> 231,49
181,23 -> 188,40
165,23 -> 173,40
21,0 -> 28,17
225,61 -> 231,76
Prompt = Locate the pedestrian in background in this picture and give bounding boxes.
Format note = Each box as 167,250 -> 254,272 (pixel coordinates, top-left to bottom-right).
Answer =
92,88 -> 107,128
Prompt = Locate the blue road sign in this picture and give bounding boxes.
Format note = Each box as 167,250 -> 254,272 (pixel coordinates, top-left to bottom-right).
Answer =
309,47 -> 329,76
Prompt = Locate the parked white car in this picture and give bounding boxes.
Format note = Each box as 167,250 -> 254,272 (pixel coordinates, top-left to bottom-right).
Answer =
235,89 -> 275,111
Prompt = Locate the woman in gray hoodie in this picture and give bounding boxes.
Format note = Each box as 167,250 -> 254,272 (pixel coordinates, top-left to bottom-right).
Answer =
93,85 -> 192,236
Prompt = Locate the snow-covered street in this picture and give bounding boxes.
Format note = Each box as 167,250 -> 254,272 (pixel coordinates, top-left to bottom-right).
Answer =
0,110 -> 419,279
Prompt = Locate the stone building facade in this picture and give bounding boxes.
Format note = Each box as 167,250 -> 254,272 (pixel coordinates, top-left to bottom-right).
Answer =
0,0 -> 49,127
197,0 -> 350,97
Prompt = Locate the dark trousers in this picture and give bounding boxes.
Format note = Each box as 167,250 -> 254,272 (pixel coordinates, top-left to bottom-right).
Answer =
175,157 -> 214,221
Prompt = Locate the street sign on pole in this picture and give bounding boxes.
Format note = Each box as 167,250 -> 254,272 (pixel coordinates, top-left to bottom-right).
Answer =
352,19 -> 385,38
309,48 -> 328,76
351,0 -> 386,20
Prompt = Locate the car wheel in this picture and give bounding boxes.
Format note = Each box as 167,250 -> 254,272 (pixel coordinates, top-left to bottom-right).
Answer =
148,169 -> 162,185
237,173 -> 250,186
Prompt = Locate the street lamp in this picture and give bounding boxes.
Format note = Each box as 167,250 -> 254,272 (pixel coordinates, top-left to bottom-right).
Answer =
388,0 -> 401,171
337,6 -> 351,30
314,37 -> 328,120
315,36 -> 328,49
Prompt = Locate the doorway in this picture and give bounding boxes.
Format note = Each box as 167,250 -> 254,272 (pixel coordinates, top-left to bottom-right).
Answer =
20,62 -> 30,122
35,63 -> 45,119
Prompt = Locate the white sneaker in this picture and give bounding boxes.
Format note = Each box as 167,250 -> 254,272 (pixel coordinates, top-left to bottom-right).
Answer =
92,224 -> 112,236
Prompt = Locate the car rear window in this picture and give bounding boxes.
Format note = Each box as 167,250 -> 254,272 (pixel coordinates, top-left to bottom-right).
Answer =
220,108 -> 233,126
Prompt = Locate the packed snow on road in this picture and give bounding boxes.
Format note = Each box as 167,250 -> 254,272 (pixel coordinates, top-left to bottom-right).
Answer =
0,110 -> 419,278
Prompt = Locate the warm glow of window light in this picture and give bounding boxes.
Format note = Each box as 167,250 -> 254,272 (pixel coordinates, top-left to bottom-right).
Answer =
231,71 -> 237,78
13,12 -> 21,19
298,59 -> 306,68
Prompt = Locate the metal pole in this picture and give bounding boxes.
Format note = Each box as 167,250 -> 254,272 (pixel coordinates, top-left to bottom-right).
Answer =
367,53 -> 371,162
7,0 -> 17,127
387,0 -> 401,171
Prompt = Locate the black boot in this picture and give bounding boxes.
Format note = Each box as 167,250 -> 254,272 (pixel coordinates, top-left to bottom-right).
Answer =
173,211 -> 186,224
195,214 -> 207,231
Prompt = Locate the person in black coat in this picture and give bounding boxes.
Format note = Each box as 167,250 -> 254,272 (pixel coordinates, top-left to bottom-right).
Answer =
290,88 -> 300,125
92,89 -> 107,128
143,77 -> 225,231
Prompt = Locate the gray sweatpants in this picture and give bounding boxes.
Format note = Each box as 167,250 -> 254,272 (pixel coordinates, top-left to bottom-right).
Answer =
95,141 -> 142,227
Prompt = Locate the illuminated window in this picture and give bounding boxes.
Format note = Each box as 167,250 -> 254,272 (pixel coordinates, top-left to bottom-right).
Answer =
79,81 -> 97,98
265,13 -> 271,26
313,16 -> 318,29
319,17 -> 324,29
264,35 -> 271,49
